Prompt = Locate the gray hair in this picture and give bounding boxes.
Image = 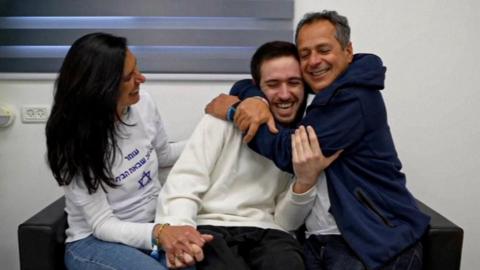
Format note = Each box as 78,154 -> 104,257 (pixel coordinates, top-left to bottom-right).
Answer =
295,10 -> 351,49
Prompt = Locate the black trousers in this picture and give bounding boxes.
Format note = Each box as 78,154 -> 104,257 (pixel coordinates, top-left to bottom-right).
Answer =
304,234 -> 423,270
197,225 -> 305,270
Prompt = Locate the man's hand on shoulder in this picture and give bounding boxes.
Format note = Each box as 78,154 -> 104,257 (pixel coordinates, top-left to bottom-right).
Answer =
235,97 -> 278,143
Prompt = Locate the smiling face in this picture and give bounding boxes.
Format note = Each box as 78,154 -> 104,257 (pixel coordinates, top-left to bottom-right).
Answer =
297,20 -> 353,93
259,56 -> 304,125
117,49 -> 146,115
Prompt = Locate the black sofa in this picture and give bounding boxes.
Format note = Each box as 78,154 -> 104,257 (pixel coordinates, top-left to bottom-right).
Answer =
18,197 -> 463,270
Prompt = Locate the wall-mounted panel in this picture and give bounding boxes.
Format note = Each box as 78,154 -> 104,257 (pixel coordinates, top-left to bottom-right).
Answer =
0,0 -> 294,73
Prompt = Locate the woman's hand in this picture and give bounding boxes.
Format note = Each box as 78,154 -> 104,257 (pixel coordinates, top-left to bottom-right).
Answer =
166,243 -> 205,269
155,225 -> 213,268
291,125 -> 342,193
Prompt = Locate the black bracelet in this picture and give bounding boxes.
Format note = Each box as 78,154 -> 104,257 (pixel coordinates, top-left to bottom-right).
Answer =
227,101 -> 241,122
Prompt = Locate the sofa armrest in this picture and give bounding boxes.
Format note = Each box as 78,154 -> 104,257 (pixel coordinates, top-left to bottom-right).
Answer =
416,199 -> 464,270
294,199 -> 463,270
18,196 -> 67,270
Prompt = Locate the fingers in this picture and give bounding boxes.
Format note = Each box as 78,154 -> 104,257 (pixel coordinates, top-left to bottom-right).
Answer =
303,125 -> 343,166
182,252 -> 194,265
191,243 -> 205,262
266,116 -> 279,134
173,255 -> 186,269
235,111 -> 260,143
159,225 -> 209,268
291,125 -> 343,193
166,252 -> 176,268
306,126 -> 321,155
201,234 -> 214,242
185,229 -> 207,247
243,123 -> 259,143
233,97 -> 272,142
169,251 -> 191,268
179,236 -> 196,254
234,113 -> 248,133
163,242 -> 192,266
158,226 -> 212,269
174,236 -> 211,265
295,126 -> 307,159
325,149 -> 344,167
168,243 -> 194,268
300,125 -> 343,168
184,226 -> 207,246
166,241 -> 209,268
293,126 -> 311,165
291,134 -> 298,164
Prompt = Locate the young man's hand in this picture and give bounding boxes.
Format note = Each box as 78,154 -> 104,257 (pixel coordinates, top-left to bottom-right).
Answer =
291,126 -> 342,193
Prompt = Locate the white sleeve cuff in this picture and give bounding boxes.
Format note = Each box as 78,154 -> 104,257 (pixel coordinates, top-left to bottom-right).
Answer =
286,182 -> 317,204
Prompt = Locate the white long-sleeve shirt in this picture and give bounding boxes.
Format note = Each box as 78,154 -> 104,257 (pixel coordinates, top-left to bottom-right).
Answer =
156,115 -> 316,231
64,91 -> 184,250
305,173 -> 340,237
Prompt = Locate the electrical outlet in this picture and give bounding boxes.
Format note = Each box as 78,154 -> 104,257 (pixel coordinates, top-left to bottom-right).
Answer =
22,105 -> 50,123
0,105 -> 15,127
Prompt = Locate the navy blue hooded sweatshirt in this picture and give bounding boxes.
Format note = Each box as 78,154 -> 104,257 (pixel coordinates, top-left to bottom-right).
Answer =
230,53 -> 430,270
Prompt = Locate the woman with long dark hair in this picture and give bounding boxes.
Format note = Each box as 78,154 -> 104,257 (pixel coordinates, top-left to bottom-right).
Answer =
46,32 -> 211,270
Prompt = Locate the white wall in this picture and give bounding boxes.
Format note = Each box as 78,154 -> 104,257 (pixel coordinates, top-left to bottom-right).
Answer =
1,0 -> 479,269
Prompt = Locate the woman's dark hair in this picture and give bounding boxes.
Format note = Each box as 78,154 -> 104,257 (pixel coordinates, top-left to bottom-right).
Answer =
46,32 -> 127,194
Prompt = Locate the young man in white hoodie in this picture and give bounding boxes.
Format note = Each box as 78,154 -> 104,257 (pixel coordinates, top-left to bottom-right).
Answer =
155,41 -> 339,270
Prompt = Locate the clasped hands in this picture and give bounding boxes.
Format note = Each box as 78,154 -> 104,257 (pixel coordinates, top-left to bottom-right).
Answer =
154,224 -> 213,269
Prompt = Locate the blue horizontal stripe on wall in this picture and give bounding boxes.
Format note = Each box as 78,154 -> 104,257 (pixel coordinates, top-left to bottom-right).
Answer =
1,0 -> 293,18
0,17 -> 291,30
0,45 -> 257,73
0,0 -> 293,73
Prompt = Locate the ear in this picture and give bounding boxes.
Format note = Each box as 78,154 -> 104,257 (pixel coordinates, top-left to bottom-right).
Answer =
345,42 -> 354,63
251,78 -> 257,85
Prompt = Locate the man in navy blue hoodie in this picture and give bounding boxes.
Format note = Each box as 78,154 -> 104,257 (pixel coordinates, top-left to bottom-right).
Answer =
205,10 -> 430,270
